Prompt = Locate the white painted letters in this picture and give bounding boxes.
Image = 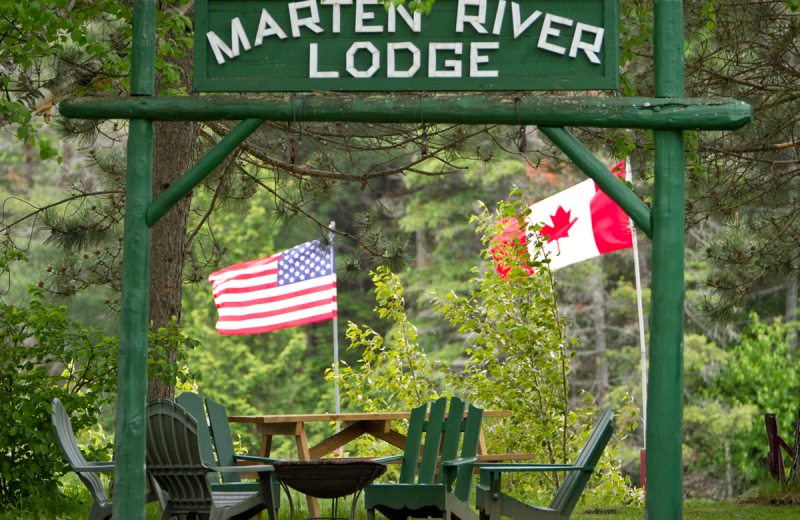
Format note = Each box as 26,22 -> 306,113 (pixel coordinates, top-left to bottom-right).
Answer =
205,0 -> 610,85
206,17 -> 251,65
310,43 -> 340,77
537,13 -> 572,54
232,18 -> 252,56
346,41 -> 381,77
289,0 -> 324,38
456,0 -> 488,34
511,3 -> 541,38
569,22 -> 604,64
470,42 -> 499,77
255,8 -> 288,45
492,0 -> 506,35
322,0 -> 353,34
207,33 -> 235,65
388,5 -> 421,33
355,0 -> 383,33
388,42 -> 421,78
429,43 -> 463,78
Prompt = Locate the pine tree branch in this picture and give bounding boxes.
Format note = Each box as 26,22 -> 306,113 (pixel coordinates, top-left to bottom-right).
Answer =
238,169 -> 388,257
185,152 -> 236,249
206,121 -> 482,182
1,191 -> 123,234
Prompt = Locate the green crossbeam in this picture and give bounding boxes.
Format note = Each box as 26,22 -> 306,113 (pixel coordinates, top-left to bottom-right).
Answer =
60,94 -> 751,131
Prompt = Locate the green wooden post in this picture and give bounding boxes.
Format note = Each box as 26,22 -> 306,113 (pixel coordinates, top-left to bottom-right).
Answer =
648,0 -> 686,517
115,0 -> 155,518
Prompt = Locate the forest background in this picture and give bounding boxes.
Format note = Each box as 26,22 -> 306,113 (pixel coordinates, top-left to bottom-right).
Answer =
1,0 -> 800,505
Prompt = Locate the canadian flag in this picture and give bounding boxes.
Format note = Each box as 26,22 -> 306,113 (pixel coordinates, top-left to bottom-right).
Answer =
528,161 -> 633,270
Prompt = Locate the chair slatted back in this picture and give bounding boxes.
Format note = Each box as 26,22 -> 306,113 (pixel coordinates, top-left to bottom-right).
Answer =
146,399 -> 214,514
453,402 -> 483,501
440,397 -> 466,463
395,396 -> 484,500
51,398 -> 108,504
175,392 -> 221,484
549,408 -> 615,517
205,397 -> 242,484
398,402 -> 428,484
418,397 -> 448,484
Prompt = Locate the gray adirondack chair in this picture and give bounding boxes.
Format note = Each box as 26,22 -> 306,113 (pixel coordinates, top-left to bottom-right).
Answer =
174,392 -> 283,499
475,408 -> 616,520
365,396 -> 483,520
51,398 -> 160,520
145,399 -> 279,520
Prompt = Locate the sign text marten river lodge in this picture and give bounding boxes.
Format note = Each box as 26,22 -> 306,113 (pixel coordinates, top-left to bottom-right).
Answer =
195,0 -> 618,91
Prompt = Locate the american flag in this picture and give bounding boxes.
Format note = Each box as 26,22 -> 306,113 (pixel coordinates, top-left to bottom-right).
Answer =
209,239 -> 337,335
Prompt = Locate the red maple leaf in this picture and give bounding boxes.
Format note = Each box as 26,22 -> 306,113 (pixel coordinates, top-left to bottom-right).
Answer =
539,206 -> 578,252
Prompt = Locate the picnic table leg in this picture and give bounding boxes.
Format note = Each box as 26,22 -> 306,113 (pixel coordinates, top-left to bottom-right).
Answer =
477,429 -> 487,456
260,434 -> 273,457
295,423 -> 321,518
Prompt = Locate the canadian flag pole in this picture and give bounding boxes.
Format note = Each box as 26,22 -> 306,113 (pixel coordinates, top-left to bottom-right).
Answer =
627,159 -> 648,487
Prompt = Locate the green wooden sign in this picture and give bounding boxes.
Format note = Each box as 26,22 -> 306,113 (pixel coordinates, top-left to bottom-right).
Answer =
194,0 -> 619,92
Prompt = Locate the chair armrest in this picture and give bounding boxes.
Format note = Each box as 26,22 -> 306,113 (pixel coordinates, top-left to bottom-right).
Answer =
371,454 -> 405,463
72,462 -> 115,472
441,456 -> 478,467
213,465 -> 274,474
235,454 -> 285,464
476,464 -> 594,473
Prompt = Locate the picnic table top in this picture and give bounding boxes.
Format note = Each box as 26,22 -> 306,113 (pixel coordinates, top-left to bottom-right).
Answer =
228,410 -> 512,424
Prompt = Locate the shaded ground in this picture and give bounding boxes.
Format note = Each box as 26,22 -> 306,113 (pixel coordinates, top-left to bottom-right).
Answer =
573,501 -> 800,520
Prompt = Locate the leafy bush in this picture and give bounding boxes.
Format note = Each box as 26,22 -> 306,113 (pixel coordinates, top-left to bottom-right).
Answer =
683,316 -> 799,492
330,194 -> 639,507
0,269 -> 198,503
435,198 -> 639,506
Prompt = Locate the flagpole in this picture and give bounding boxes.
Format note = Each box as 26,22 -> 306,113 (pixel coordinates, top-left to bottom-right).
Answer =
627,159 -> 648,487
329,221 -> 340,421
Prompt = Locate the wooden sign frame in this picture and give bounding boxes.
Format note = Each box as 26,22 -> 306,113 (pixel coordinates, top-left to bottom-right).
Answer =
193,0 -> 619,92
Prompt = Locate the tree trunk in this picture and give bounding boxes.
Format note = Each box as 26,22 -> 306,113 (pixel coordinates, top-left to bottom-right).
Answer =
789,386 -> 800,484
416,228 -> 428,269
591,262 -> 608,404
146,5 -> 196,401
787,281 -> 797,353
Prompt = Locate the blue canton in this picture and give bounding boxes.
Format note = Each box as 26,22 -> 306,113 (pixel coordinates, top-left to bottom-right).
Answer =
277,239 -> 333,287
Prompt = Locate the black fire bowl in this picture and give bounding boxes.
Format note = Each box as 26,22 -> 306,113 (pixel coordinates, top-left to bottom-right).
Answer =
273,459 -> 387,499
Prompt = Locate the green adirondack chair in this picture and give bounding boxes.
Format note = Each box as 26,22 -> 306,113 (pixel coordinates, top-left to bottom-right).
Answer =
365,396 -> 483,520
146,399 -> 278,520
175,393 -> 282,501
474,408 -> 616,520
51,398 -> 163,520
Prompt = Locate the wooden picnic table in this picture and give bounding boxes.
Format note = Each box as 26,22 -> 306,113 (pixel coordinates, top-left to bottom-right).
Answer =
228,410 -> 520,517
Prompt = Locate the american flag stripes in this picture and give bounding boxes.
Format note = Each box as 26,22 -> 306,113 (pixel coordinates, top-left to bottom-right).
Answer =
209,239 -> 337,335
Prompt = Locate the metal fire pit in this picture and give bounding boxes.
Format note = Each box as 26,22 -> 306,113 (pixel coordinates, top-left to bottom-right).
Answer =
273,459 -> 387,520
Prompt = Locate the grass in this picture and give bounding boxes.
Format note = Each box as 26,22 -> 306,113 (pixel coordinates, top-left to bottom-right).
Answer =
571,500 -> 800,520
3,476 -> 799,520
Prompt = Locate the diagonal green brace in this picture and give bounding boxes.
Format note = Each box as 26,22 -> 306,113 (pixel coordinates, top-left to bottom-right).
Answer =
538,127 -> 652,238
146,118 -> 263,227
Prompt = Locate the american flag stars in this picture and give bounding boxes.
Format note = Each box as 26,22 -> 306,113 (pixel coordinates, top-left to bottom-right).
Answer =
277,240 -> 333,286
